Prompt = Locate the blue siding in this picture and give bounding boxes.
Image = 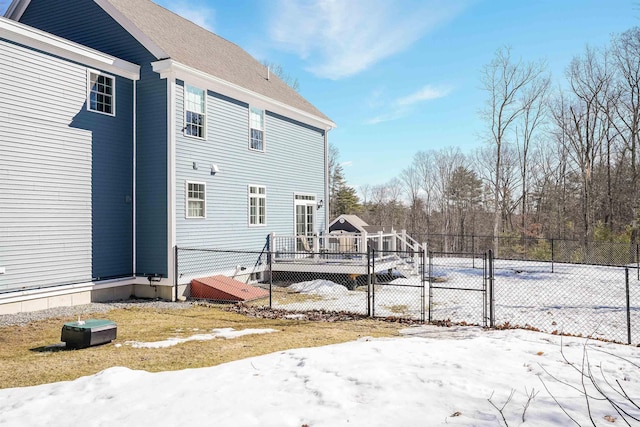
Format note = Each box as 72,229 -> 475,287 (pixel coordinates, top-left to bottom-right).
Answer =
70,75 -> 134,280
135,68 -> 168,277
20,0 -> 169,277
21,0 -> 152,64
174,80 -> 326,251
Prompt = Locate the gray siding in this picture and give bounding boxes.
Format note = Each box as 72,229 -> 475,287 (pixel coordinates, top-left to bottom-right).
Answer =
20,0 -> 169,277
174,81 -> 326,251
0,38 -> 133,291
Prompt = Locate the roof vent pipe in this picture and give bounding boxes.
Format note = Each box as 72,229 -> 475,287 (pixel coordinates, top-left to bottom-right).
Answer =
267,65 -> 270,81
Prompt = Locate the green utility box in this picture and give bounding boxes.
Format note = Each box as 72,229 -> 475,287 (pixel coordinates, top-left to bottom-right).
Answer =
61,319 -> 117,349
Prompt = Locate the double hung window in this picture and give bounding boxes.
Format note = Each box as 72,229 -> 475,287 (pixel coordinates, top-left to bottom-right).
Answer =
248,185 -> 266,226
186,182 -> 206,218
249,107 -> 264,151
185,85 -> 206,139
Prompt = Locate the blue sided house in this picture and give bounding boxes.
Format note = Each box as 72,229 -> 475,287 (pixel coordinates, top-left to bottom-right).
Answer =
0,0 -> 335,314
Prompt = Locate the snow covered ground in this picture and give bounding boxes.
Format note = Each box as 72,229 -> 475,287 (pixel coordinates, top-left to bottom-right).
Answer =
274,259 -> 640,344
0,327 -> 638,426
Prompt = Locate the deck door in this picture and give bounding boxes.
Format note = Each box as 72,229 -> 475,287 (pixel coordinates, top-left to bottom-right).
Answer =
294,194 -> 316,251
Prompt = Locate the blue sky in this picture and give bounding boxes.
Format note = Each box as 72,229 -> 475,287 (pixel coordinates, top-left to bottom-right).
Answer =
2,0 -> 638,190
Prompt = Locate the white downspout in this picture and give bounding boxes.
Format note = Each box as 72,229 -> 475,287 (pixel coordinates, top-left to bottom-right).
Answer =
167,75 -> 177,294
132,79 -> 137,277
324,128 -> 330,235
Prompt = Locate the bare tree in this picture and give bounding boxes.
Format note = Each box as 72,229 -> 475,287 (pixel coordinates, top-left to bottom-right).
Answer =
481,46 -> 547,253
433,148 -> 464,250
400,164 -> 423,236
447,166 -> 483,250
610,27 -> 640,246
516,72 -> 550,235
552,46 -> 613,244
414,150 -> 438,237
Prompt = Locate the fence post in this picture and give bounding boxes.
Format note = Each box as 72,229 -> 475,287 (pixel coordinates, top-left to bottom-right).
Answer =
472,234 -> 476,269
428,250 -> 433,323
626,267 -> 631,345
488,249 -> 495,328
482,252 -> 487,327
367,245 -> 372,317
551,239 -> 555,274
174,246 -> 179,302
421,246 -> 426,323
371,246 -> 376,318
637,243 -> 639,281
269,243 -> 273,309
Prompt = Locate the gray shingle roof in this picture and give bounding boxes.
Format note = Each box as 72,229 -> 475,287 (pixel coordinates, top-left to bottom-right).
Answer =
105,0 -> 332,124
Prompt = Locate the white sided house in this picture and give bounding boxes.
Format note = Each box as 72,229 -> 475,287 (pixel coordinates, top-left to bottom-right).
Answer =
0,0 -> 335,314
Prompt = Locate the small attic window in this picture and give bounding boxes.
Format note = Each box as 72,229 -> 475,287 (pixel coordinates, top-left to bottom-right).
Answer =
87,71 -> 115,116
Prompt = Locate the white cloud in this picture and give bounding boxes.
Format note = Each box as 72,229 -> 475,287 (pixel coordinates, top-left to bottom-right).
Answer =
396,85 -> 451,106
162,1 -> 216,32
365,84 -> 451,124
340,160 -> 353,167
269,0 -> 469,80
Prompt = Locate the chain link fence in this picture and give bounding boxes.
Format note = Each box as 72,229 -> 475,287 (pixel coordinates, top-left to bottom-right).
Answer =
492,260 -> 639,345
427,252 -> 488,326
414,233 -> 640,269
176,246 -> 425,321
176,243 -> 639,345
424,250 -> 639,345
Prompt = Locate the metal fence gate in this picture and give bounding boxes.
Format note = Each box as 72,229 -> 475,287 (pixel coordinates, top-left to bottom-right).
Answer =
369,247 -> 426,322
427,250 -> 492,326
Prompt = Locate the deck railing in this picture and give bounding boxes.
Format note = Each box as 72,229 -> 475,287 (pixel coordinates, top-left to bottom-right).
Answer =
269,230 -> 425,269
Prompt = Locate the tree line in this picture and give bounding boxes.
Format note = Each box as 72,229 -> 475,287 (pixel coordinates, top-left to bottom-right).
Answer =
330,27 -> 640,248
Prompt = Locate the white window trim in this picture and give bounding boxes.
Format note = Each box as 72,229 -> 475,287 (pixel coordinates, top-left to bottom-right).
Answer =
184,84 -> 207,140
185,181 -> 206,219
294,193 -> 317,205
248,184 -> 267,227
87,69 -> 116,117
248,106 -> 265,152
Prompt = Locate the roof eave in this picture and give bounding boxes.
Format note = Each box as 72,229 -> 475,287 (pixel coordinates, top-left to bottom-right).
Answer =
4,0 -> 31,19
153,59 -> 336,131
4,0 -> 168,60
0,17 -> 140,80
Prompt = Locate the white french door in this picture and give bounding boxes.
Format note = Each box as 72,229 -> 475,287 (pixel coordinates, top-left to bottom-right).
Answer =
294,194 -> 316,251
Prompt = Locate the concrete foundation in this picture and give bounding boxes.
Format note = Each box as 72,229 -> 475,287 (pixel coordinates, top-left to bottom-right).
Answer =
0,280 -> 177,315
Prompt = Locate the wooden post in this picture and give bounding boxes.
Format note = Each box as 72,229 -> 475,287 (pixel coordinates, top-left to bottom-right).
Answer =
391,230 -> 397,251
361,231 -> 368,255
313,234 -> 319,260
